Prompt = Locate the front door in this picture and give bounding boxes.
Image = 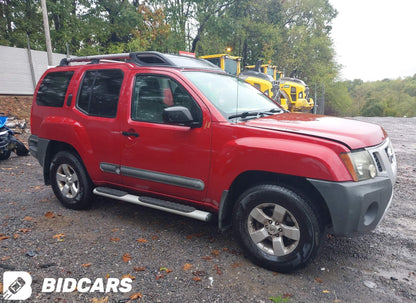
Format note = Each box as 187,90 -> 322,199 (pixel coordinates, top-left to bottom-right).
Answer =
120,72 -> 211,202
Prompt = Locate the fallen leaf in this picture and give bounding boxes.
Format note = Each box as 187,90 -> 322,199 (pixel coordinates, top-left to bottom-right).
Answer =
159,267 -> 173,273
192,277 -> 202,282
111,228 -> 119,232
0,282 -> 2,293
44,211 -> 55,218
1,256 -> 10,261
323,290 -> 331,293
315,277 -> 323,283
192,270 -> 207,277
152,235 -> 157,240
202,256 -> 212,260
91,296 -> 109,303
82,263 -> 92,268
133,267 -> 146,272
211,249 -> 220,257
183,263 -> 193,271
18,228 -> 31,233
156,274 -> 164,280
283,293 -> 293,298
121,274 -> 135,280
110,238 -> 120,242
186,235 -> 193,239
105,273 -> 110,279
333,300 -> 342,303
13,233 -> 19,239
130,292 -> 142,300
214,264 -> 222,275
231,262 -> 242,268
122,253 -> 131,263
23,216 -> 33,221
0,235 -> 9,241
136,238 -> 147,243
53,233 -> 65,240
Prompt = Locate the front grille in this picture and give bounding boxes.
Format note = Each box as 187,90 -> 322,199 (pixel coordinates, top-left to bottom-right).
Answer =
372,152 -> 383,172
367,138 -> 397,183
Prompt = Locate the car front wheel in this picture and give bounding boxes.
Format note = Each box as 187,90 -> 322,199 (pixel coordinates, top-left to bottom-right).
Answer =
233,184 -> 323,273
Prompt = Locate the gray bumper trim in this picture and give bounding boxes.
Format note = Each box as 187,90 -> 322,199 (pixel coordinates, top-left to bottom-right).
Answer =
308,177 -> 393,235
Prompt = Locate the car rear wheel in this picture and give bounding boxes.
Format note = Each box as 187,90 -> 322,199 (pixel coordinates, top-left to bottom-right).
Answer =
233,184 -> 323,273
50,151 -> 93,210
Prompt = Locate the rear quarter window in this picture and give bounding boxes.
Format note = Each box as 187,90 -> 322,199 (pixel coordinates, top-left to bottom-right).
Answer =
36,71 -> 74,107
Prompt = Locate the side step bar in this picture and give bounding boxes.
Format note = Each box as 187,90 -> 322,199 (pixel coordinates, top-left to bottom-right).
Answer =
93,187 -> 212,222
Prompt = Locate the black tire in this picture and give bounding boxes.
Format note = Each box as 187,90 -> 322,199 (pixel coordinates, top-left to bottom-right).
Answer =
233,184 -> 323,273
50,151 -> 93,210
0,150 -> 11,160
15,139 -> 29,156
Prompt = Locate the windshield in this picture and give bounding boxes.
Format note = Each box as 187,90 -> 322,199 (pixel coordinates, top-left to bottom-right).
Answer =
183,71 -> 281,120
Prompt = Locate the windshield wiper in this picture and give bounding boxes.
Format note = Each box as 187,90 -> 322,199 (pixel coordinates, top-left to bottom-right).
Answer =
228,111 -> 261,120
228,108 -> 283,120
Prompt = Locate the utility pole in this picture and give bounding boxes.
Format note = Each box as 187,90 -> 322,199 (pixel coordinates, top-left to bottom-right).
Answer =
40,0 -> 53,66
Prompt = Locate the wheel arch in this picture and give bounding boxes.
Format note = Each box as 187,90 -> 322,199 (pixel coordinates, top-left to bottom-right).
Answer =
43,140 -> 83,185
218,170 -> 331,232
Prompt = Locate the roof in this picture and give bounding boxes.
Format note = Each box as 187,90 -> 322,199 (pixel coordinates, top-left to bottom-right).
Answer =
59,51 -> 223,71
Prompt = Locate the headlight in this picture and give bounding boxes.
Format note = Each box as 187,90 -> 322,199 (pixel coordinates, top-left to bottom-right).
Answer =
340,150 -> 377,181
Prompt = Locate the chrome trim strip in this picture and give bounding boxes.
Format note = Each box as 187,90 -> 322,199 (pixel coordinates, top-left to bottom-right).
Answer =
99,162 -> 205,191
120,166 -> 205,191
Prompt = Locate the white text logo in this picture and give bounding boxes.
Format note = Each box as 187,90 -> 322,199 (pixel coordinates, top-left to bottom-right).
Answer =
41,277 -> 133,293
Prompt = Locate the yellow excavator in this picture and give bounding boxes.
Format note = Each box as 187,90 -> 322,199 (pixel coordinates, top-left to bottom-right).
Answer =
245,64 -> 314,112
199,54 -> 274,99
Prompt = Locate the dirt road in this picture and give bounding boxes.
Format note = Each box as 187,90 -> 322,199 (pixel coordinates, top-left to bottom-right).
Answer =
0,117 -> 415,302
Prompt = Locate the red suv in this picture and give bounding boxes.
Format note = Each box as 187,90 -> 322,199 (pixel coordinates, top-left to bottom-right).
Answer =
29,51 -> 397,272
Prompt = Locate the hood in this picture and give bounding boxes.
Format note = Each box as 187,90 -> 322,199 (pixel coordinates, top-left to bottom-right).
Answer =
243,113 -> 387,150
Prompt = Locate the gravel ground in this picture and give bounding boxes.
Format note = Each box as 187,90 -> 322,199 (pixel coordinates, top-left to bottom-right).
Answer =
0,117 -> 415,303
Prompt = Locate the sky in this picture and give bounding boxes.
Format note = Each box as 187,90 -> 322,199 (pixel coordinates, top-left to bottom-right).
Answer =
328,0 -> 416,81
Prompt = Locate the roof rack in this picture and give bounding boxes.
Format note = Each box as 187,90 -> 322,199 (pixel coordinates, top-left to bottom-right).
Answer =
59,51 -> 222,71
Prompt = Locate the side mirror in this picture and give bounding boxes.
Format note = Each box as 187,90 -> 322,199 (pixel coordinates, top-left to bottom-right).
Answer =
163,106 -> 200,128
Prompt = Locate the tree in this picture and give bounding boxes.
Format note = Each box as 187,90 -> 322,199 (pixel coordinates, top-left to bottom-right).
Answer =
0,0 -> 44,50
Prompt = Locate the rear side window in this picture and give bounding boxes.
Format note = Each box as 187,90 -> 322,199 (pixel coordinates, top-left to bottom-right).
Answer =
36,71 -> 74,107
77,69 -> 124,118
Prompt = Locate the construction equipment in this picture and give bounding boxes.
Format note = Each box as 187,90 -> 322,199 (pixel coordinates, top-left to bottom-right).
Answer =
199,54 -> 241,75
246,64 -> 314,112
199,54 -> 274,99
276,75 -> 314,112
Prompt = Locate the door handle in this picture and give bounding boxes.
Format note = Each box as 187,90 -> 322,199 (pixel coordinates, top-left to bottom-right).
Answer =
122,131 -> 139,137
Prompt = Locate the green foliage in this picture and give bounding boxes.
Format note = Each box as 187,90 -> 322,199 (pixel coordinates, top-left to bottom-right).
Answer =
270,295 -> 291,303
326,76 -> 416,117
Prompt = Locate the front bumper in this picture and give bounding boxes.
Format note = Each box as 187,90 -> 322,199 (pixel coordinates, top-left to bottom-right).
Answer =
308,137 -> 397,235
308,177 -> 393,235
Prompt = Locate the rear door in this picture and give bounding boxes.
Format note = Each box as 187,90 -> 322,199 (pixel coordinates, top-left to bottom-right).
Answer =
73,66 -> 126,184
